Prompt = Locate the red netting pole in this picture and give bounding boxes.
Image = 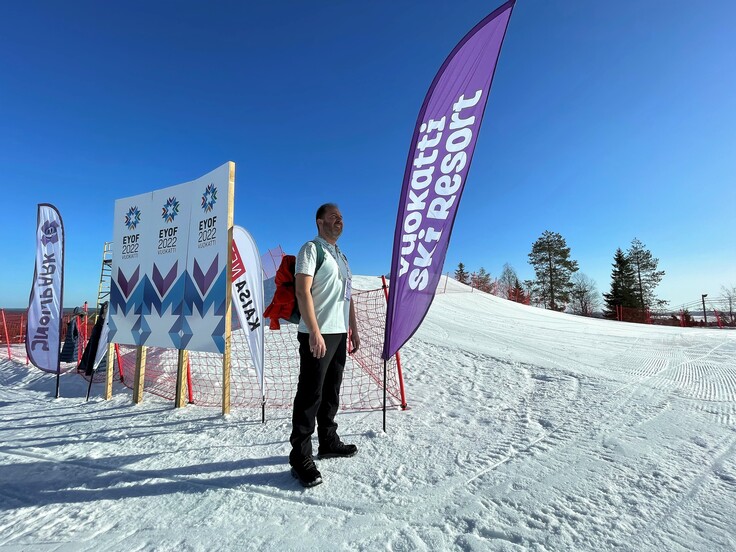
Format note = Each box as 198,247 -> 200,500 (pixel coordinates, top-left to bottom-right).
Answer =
78,302 -> 88,364
714,309 -> 723,329
115,343 -> 124,381
19,313 -> 28,364
1,309 -> 11,361
84,301 -> 89,345
381,275 -> 407,409
186,354 -> 193,403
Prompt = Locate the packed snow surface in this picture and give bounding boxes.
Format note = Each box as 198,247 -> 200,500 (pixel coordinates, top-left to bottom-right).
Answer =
1,276 -> 735,551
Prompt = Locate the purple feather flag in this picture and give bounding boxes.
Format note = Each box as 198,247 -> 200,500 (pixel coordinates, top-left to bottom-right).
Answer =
383,1 -> 515,360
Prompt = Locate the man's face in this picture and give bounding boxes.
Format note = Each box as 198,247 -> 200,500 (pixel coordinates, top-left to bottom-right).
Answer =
318,207 -> 343,241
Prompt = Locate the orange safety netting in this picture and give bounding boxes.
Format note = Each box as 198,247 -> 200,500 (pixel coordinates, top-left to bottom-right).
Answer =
115,286 -> 404,412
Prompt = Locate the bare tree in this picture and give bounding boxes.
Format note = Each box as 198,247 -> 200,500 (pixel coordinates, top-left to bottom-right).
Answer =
569,273 -> 601,316
497,263 -> 518,298
721,284 -> 736,325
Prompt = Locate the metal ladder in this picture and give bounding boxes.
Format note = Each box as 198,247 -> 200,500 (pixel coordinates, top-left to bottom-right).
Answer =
96,241 -> 113,317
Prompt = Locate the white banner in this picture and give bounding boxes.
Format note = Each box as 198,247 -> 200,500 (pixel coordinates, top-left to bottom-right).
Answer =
93,311 -> 111,372
26,204 -> 64,373
183,163 -> 232,352
108,190 -> 153,347
108,162 -> 233,353
232,226 -> 265,398
144,181 -> 193,348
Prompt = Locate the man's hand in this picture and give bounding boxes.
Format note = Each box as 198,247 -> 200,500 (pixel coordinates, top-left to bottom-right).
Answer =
296,272 -> 324,358
309,331 -> 327,359
349,329 -> 360,354
348,298 -> 360,354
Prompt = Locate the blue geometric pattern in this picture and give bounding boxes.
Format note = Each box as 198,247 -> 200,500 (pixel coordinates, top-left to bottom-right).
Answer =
142,273 -> 186,316
181,267 -> 227,353
183,269 -> 227,316
166,313 -> 192,350
110,267 -> 226,353
109,275 -> 145,344
132,312 -> 152,344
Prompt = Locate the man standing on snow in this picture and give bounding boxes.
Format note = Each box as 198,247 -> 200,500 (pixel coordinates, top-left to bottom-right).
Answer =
289,203 -> 360,487
289,203 -> 361,487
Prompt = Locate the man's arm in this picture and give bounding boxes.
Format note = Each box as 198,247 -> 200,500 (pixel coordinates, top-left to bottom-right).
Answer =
349,297 -> 360,353
295,273 -> 327,358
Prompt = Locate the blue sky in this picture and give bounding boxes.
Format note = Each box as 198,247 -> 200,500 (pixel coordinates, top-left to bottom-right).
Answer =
1,0 -> 734,309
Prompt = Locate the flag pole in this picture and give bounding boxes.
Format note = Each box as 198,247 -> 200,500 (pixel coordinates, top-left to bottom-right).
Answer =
55,364 -> 61,398
85,371 -> 94,401
383,359 -> 387,432
56,206 -> 66,399
381,0 -> 515,412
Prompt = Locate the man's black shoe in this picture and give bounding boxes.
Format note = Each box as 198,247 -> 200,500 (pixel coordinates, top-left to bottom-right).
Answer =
290,456 -> 323,487
317,441 -> 358,459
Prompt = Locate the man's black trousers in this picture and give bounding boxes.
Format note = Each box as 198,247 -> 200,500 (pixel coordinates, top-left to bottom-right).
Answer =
290,332 -> 347,461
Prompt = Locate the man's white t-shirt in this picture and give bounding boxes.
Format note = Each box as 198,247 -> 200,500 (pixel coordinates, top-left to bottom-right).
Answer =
295,236 -> 351,334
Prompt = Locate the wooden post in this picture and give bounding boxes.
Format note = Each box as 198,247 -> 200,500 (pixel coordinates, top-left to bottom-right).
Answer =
222,161 -> 235,415
133,345 -> 147,404
175,349 -> 189,408
104,343 -> 115,399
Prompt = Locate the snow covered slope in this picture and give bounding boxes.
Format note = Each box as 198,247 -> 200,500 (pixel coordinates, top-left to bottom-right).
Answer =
1,277 -> 734,551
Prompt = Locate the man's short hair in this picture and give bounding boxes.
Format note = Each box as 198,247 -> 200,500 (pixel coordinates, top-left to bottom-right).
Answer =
316,203 -> 339,220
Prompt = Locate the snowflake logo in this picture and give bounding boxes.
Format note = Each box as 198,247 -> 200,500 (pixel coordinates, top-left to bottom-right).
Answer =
125,206 -> 141,230
161,196 -> 180,223
201,183 -> 217,213
41,220 -> 60,245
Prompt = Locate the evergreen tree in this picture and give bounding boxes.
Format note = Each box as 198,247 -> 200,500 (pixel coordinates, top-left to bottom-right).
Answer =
509,277 -> 529,304
470,267 -> 493,293
528,230 -> 579,311
454,262 -> 470,285
626,238 -> 666,309
682,309 -> 693,327
602,248 -> 638,319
